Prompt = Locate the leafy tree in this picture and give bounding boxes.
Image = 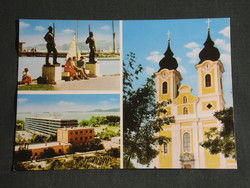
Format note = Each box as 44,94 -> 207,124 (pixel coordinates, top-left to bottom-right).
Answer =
123,52 -> 174,168
200,107 -> 236,159
97,128 -> 119,140
46,134 -> 57,142
14,148 -> 32,162
79,119 -> 90,127
31,134 -> 47,143
40,147 -> 57,158
16,119 -> 25,130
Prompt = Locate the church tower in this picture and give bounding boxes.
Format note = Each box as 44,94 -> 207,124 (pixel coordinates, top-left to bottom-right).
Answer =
155,36 -> 182,110
195,26 -> 226,117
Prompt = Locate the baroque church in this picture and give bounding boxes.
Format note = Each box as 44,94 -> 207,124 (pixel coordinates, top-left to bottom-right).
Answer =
153,27 -> 237,169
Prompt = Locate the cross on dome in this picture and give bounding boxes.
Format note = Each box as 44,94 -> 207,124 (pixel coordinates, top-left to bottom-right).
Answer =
167,30 -> 171,41
206,18 -> 211,30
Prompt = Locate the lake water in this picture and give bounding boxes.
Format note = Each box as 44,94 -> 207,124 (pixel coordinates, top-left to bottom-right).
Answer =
16,111 -> 120,122
18,57 -> 120,81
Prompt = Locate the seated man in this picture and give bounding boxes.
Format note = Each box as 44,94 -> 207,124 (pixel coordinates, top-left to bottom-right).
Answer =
75,56 -> 89,79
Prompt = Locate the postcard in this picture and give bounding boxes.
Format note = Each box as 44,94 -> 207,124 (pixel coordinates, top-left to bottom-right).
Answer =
14,18 -> 237,170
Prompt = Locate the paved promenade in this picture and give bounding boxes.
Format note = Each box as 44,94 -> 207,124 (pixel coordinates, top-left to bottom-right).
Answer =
54,75 -> 120,91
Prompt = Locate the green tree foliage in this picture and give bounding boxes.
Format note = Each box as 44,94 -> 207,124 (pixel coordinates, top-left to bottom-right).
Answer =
107,148 -> 120,158
79,120 -> 90,127
123,52 -> 174,168
200,107 -> 236,159
40,147 -> 57,159
14,148 -> 32,162
31,134 -> 47,143
123,156 -> 135,169
79,115 -> 120,127
97,128 -> 119,140
16,120 -> 25,130
68,139 -> 104,154
46,134 -> 57,142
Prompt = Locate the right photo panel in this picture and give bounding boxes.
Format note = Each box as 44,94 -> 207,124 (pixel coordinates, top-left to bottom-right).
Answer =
122,18 -> 237,169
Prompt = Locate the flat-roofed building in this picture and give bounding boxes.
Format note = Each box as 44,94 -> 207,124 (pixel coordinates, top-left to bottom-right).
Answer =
15,142 -> 71,157
25,117 -> 78,136
57,127 -> 95,144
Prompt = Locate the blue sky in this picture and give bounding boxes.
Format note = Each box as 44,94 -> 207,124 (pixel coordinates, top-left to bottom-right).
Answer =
123,18 -> 233,107
19,19 -> 120,50
17,94 -> 120,112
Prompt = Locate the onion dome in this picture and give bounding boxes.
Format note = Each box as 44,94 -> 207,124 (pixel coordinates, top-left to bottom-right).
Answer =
159,39 -> 178,71
198,29 -> 220,64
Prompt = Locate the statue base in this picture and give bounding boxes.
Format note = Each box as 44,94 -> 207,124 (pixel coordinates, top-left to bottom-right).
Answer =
86,61 -> 100,77
42,64 -> 62,84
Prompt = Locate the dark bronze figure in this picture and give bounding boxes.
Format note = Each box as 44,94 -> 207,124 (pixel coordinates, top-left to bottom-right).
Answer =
44,26 -> 60,66
85,32 -> 96,63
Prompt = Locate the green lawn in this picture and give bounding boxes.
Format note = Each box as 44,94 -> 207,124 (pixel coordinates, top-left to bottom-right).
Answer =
18,84 -> 54,90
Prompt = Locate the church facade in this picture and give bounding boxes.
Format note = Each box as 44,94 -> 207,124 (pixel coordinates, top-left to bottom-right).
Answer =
153,28 -> 237,169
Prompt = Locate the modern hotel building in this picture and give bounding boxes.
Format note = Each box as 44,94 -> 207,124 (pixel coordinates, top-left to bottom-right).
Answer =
25,117 -> 78,136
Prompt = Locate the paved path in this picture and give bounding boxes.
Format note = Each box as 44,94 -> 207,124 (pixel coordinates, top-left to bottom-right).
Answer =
54,75 -> 120,91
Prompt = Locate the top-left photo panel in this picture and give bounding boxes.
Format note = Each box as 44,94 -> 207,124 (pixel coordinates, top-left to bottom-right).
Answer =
17,19 -> 121,92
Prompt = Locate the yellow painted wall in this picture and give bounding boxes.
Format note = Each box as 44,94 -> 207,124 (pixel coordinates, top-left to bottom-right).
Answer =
203,127 -> 220,168
178,104 -> 194,115
159,77 -> 171,101
159,131 -> 172,168
202,101 -> 217,111
202,69 -> 216,95
174,91 -> 198,105
203,120 -> 218,125
181,122 -> 192,126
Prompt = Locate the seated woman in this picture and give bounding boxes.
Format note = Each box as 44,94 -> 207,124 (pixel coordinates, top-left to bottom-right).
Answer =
22,68 -> 32,85
64,57 -> 81,80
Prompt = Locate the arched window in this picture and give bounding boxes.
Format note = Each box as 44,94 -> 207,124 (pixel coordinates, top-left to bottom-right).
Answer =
183,132 -> 191,153
183,107 -> 188,115
205,74 -> 211,87
162,82 -> 168,94
163,143 -> 168,154
183,96 -> 187,103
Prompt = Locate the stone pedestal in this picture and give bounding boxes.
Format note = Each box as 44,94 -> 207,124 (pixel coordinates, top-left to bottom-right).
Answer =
42,65 -> 62,84
86,62 -> 100,77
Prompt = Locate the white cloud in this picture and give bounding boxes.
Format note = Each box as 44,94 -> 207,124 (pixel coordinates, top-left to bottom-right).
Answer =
184,42 -> 200,49
145,66 -> 156,75
63,29 -> 75,34
220,53 -> 231,67
109,98 -> 117,102
57,101 -> 76,106
20,22 -> 30,28
219,26 -> 230,38
101,25 -> 111,30
176,57 -> 181,63
146,51 -> 164,63
100,100 -> 110,105
177,65 -> 187,75
18,98 -> 28,104
186,48 -> 202,64
215,38 -> 231,52
35,26 -> 45,31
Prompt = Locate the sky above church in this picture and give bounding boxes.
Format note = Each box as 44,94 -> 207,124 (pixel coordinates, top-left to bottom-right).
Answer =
17,94 -> 120,112
19,19 -> 120,47
123,18 -> 233,107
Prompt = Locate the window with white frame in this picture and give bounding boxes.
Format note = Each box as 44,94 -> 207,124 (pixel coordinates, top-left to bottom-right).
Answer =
183,132 -> 191,153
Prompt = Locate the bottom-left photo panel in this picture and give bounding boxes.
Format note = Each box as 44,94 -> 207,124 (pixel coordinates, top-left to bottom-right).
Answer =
13,94 -> 121,170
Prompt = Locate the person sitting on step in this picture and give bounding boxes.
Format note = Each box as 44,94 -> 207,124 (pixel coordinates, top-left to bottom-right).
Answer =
64,57 -> 81,80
